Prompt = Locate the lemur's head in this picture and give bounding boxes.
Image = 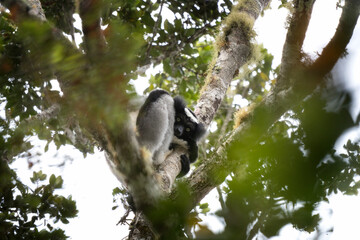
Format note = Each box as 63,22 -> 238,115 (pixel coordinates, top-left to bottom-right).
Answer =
173,96 -> 206,142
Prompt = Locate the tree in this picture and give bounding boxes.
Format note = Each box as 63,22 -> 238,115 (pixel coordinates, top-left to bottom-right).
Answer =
1,0 -> 360,239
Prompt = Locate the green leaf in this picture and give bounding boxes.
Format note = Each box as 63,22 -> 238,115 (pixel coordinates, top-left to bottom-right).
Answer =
164,20 -> 173,33
31,171 -> 47,183
112,187 -> 125,196
199,203 -> 209,209
142,13 -> 155,28
24,195 -> 42,208
60,218 -> 69,224
163,59 -> 172,75
185,28 -> 195,37
44,141 -> 50,152
183,44 -> 194,55
201,207 -> 210,214
47,223 -> 54,231
174,19 -> 182,31
54,176 -> 64,189
49,174 -> 56,186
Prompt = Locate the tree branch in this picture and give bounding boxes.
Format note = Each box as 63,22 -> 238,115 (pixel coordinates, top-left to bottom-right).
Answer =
79,0 -> 107,58
145,0 -> 165,60
181,0 -> 360,212
278,0 -> 315,88
0,0 -> 46,21
195,0 -> 271,127
309,0 -> 360,78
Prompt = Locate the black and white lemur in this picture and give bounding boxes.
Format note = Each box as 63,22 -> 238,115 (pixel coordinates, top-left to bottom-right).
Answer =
136,89 -> 206,177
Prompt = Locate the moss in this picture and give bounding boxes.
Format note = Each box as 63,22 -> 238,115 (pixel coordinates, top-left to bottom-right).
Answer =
216,12 -> 255,50
233,104 -> 255,129
201,0 -> 261,95
200,74 -> 219,95
213,0 -> 262,52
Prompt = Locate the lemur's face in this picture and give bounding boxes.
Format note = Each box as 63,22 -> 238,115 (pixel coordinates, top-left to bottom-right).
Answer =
174,108 -> 200,142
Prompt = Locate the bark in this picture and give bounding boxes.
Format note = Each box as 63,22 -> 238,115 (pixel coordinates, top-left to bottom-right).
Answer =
278,0 -> 315,88
195,0 -> 270,127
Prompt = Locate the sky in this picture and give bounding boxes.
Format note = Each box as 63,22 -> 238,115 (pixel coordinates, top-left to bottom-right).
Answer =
8,0 -> 360,239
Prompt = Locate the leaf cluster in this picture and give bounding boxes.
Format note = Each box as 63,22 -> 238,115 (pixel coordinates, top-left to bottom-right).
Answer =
0,160 -> 77,239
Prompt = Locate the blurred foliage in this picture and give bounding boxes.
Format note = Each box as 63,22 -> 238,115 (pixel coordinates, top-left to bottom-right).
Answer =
1,0 -> 360,239
40,0 -> 76,35
0,160 -> 77,239
218,89 -> 360,239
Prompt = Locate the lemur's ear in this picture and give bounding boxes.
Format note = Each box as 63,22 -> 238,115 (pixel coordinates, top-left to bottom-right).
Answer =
184,108 -> 199,124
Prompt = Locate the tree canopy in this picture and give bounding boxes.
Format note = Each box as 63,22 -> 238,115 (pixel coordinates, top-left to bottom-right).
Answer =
1,0 -> 360,239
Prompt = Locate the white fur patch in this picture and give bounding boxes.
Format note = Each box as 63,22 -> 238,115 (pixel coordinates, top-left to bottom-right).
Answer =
184,108 -> 198,124
172,136 -> 189,149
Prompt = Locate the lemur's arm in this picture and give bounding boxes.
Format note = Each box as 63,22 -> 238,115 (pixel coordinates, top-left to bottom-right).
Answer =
178,155 -> 190,178
187,140 -> 198,163
177,140 -> 199,177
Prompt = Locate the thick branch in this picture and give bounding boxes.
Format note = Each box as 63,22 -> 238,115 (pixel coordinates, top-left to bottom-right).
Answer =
195,0 -> 271,127
79,0 -> 106,58
157,146 -> 187,191
135,0 -> 273,200
278,0 -> 315,88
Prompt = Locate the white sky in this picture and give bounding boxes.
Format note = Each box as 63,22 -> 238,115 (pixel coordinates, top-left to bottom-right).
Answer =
8,0 -> 360,239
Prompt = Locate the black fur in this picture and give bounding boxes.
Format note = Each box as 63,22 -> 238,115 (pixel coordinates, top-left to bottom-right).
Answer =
173,96 -> 206,177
